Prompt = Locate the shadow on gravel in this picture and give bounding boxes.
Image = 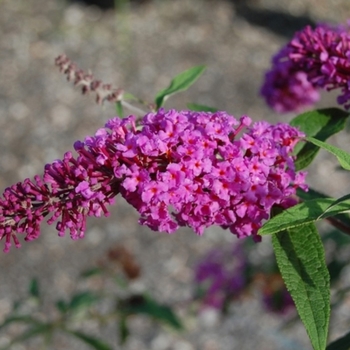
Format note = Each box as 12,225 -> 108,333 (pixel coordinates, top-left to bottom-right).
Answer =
67,0 -> 315,38
233,3 -> 315,38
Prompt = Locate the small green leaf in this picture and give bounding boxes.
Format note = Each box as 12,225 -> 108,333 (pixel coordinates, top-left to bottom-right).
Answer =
0,323 -> 52,350
115,101 -> 123,118
326,329 -> 350,350
68,292 -> 100,312
155,65 -> 206,109
28,278 -> 40,299
289,108 -> 349,170
187,103 -> 218,112
118,316 -> 130,345
80,267 -> 103,279
272,224 -> 330,350
259,198 -> 350,236
306,137 -> 350,170
123,92 -> 138,101
66,330 -> 112,350
55,300 -> 68,313
0,315 -> 41,330
118,294 -> 183,330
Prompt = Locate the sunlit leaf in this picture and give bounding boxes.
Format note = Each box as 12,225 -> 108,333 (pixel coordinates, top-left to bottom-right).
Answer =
306,137 -> 350,171
155,65 -> 206,109
289,108 -> 349,170
297,188 -> 350,228
187,102 -> 218,112
259,198 -> 350,236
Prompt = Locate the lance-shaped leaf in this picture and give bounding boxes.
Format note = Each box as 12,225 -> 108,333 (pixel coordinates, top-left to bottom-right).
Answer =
297,188 -> 350,228
318,194 -> 350,220
259,198 -> 350,236
115,101 -> 123,118
118,316 -> 130,345
28,278 -> 40,299
289,108 -> 349,170
187,103 -> 218,112
155,65 -> 206,109
65,330 -> 112,350
0,323 -> 53,350
272,224 -> 330,350
306,137 -> 350,171
68,291 -> 100,312
0,315 -> 41,330
117,294 -> 183,330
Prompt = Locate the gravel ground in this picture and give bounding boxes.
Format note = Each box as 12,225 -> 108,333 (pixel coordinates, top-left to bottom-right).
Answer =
1,0 -> 350,349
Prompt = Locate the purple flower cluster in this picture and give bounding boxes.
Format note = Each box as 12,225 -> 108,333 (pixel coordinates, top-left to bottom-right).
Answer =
194,241 -> 295,314
0,109 -> 307,252
261,22 -> 350,112
194,242 -> 247,309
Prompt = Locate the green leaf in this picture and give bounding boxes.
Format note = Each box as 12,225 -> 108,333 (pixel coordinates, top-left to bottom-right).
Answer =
187,103 -> 218,112
259,198 -> 350,236
28,278 -> 40,299
326,329 -> 350,350
306,137 -> 350,171
55,300 -> 68,313
115,101 -> 123,118
0,323 -> 52,350
297,188 -> 329,202
318,194 -> 350,220
0,315 -> 41,330
290,108 -> 348,139
289,108 -> 349,170
297,188 -> 350,228
66,330 -> 112,350
123,92 -> 138,101
118,316 -> 130,345
118,295 -> 183,330
68,292 -> 100,312
80,267 -> 104,279
294,141 -> 323,171
154,65 -> 206,109
272,224 -> 330,350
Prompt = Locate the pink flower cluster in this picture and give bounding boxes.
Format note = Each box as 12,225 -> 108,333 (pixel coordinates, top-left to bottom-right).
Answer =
0,109 -> 307,252
261,22 -> 350,113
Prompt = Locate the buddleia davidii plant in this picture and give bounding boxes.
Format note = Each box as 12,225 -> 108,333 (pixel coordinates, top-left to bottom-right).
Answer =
258,19 -> 350,349
0,53 -> 349,350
